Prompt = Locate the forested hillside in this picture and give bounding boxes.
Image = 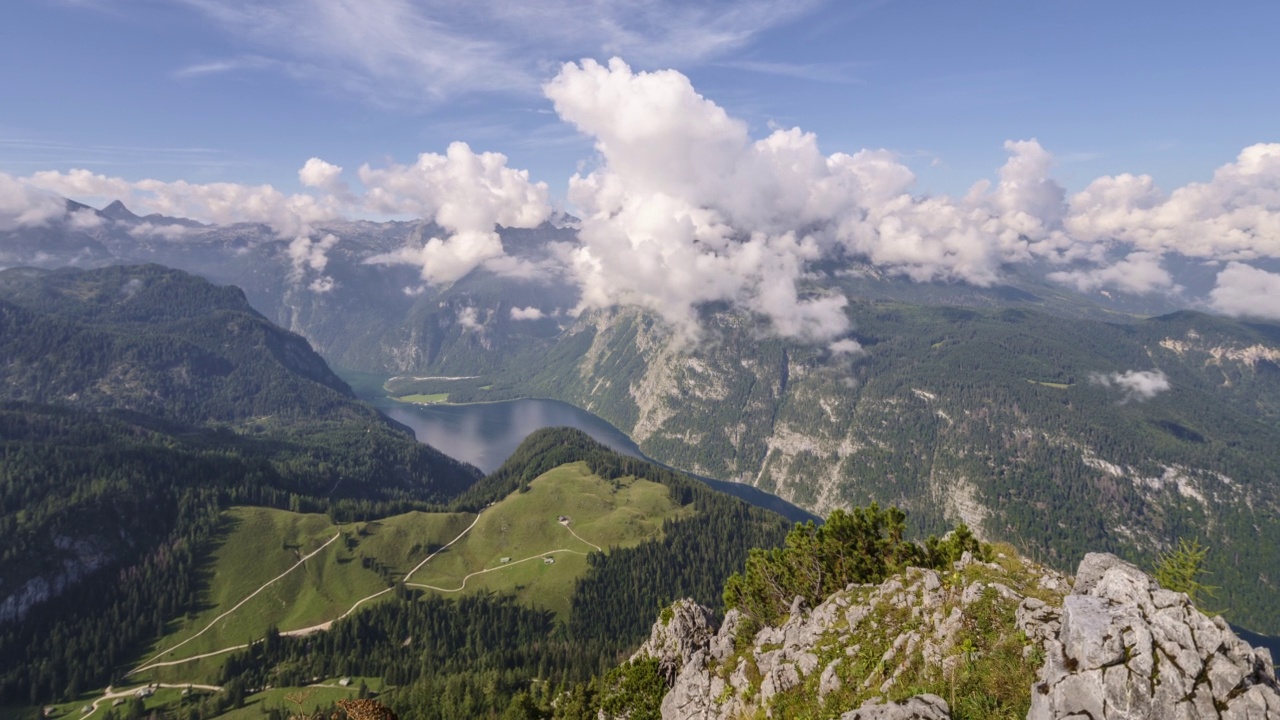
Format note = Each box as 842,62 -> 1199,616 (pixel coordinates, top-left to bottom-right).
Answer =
390,303 -> 1280,634
0,266 -> 487,702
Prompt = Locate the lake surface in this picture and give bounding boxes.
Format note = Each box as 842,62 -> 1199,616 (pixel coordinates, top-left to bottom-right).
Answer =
376,397 -> 645,475
346,379 -> 815,522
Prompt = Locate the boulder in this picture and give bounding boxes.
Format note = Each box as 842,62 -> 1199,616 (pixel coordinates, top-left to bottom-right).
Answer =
1029,552 -> 1280,719
840,694 -> 951,720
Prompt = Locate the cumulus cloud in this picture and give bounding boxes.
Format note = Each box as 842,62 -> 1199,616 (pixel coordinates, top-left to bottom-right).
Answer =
1208,262 -> 1280,320
299,158 -> 347,195
543,58 -> 1089,341
1090,369 -> 1172,403
0,173 -> 66,230
1063,144 -> 1280,261
509,306 -> 545,320
361,142 -> 551,284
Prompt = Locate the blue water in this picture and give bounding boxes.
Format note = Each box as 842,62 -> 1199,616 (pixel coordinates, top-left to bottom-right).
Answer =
360,390 -> 815,523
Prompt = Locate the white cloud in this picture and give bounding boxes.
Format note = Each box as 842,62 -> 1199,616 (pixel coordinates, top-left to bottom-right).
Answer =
1208,262 -> 1280,320
0,173 -> 68,230
129,222 -> 193,240
1064,144 -> 1280,261
299,157 -> 346,194
361,142 -> 551,284
828,338 -> 863,356
457,306 -> 483,332
509,306 -> 545,320
543,58 -> 1086,341
1046,251 -> 1177,296
1090,369 -> 1171,402
67,208 -> 105,231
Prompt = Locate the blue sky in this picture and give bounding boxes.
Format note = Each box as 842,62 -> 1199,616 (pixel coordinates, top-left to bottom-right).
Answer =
2,0 -> 1276,200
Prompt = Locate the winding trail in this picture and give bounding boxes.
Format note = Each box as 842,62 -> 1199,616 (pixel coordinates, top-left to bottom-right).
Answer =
87,683 -> 222,715
407,548 -> 589,593
121,508 -> 600,693
129,512 -> 484,671
132,532 -> 343,673
560,520 -> 602,552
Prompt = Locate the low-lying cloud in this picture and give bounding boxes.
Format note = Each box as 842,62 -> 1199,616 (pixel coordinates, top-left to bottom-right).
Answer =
4,57 -> 1280,342
1209,262 -> 1280,320
1090,369 -> 1172,403
509,306 -> 545,320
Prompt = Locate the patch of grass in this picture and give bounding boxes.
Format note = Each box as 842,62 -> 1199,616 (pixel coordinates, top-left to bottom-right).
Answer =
136,507 -> 474,684
409,462 -> 691,618
392,393 -> 449,404
211,685 -> 367,720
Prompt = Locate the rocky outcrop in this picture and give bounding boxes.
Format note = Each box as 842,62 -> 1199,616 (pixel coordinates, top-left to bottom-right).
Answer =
624,552 -> 1280,720
841,694 -> 951,719
1029,552 -> 1280,719
630,552 -> 1067,719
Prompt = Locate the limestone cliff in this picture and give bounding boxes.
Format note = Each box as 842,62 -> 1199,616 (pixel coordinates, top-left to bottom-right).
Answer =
609,552 -> 1279,719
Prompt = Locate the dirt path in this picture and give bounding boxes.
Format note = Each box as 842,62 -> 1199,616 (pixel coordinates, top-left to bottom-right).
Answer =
402,513 -> 483,582
560,520 -> 602,552
129,512 -> 485,671
87,683 -> 223,715
407,548 -> 588,593
132,532 -> 342,673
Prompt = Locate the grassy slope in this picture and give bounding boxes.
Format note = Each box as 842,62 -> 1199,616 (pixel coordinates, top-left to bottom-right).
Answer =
138,507 -> 474,682
409,462 -> 692,619
135,461 -> 689,686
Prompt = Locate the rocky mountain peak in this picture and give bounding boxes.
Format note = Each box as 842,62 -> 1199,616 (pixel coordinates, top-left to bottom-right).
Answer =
100,199 -> 139,221
613,551 -> 1279,720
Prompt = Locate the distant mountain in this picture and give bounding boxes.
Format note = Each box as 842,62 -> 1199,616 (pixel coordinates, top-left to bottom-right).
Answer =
0,265 -> 481,667
4,203 -> 1280,636
390,303 -> 1280,634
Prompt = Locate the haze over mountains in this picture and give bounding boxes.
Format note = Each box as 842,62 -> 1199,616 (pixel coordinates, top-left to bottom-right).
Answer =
4,165 -> 1280,637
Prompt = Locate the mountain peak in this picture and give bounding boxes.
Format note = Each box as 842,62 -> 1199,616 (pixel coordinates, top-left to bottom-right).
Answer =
100,200 -> 139,221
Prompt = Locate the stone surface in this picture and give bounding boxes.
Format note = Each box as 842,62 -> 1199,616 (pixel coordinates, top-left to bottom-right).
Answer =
1029,552 -> 1280,720
619,551 -> 1279,720
840,694 -> 951,720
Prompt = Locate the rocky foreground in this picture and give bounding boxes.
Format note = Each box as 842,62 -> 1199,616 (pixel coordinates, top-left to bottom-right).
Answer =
621,552 -> 1279,719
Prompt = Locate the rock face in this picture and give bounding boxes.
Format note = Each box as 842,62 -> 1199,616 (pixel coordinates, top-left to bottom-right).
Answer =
840,694 -> 952,719
622,552 -> 1280,720
1029,552 -> 1280,720
629,553 -> 1042,719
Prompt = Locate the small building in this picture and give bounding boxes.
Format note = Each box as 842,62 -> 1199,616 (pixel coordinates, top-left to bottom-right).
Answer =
499,557 -> 512,564
543,556 -> 555,564
557,516 -> 569,523
338,677 -> 352,687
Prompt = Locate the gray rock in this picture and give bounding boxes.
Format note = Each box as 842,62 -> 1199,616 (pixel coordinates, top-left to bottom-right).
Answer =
1072,552 -> 1146,596
818,659 -> 842,700
1030,553 -> 1280,719
632,599 -> 716,684
840,694 -> 951,719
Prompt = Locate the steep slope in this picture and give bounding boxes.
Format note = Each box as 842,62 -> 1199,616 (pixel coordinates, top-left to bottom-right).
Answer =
394,304 -> 1280,634
605,552 -> 1280,720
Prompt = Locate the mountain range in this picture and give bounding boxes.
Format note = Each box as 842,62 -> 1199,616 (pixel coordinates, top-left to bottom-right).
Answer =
3,199 -> 1276,634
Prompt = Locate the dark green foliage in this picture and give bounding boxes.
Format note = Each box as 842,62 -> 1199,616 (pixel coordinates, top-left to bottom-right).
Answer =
199,432 -> 789,719
723,505 -> 987,631
0,265 -> 483,704
597,658 -> 666,720
418,303 -> 1280,633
